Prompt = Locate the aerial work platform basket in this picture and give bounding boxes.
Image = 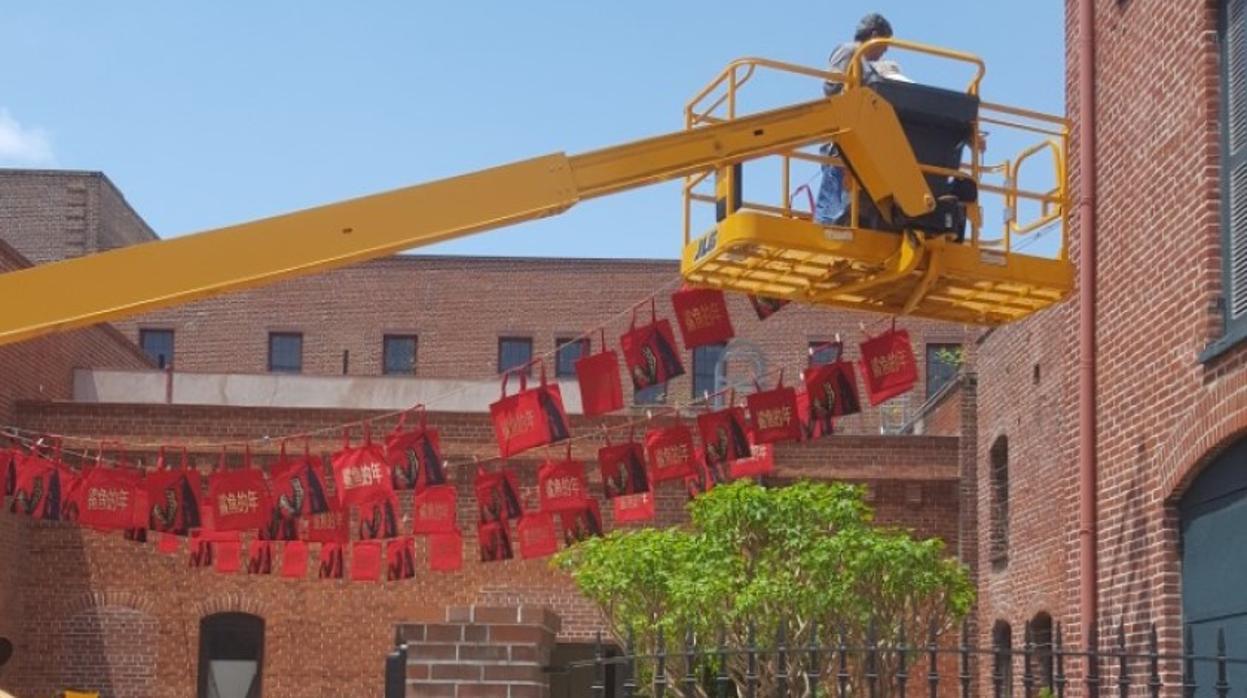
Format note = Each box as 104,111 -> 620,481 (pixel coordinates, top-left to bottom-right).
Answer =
679,40 -> 1072,326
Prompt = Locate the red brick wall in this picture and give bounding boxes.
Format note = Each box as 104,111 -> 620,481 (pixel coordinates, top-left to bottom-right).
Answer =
109,254 -> 974,435
2,400 -> 959,698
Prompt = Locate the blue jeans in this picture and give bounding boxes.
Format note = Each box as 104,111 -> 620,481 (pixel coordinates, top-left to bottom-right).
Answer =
815,163 -> 847,224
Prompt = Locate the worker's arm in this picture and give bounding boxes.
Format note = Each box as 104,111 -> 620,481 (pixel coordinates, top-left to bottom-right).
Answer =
0,87 -> 931,347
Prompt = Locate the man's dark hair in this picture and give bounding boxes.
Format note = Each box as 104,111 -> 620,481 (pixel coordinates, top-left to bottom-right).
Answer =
854,13 -> 894,42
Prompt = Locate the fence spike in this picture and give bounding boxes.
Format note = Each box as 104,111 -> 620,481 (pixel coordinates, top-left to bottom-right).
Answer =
1216,627 -> 1229,698
624,627 -> 637,698
1183,624 -> 1196,698
1054,622 -> 1067,698
960,620 -> 972,698
928,617 -> 939,698
867,618 -> 880,698
1086,620 -> 1101,698
808,619 -> 822,698
746,621 -> 759,698
897,622 -> 910,698
1117,621 -> 1129,698
716,627 -> 730,698
655,625 -> 668,698
777,618 -> 790,698
593,630 -> 606,698
683,625 -> 697,697
1024,620 -> 1036,698
1147,623 -> 1161,698
838,624 -> 850,698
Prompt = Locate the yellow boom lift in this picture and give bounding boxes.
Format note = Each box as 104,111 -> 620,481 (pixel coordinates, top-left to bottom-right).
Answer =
0,40 -> 1070,347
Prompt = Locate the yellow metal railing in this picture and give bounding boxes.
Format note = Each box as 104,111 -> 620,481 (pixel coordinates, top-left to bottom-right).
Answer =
680,44 -> 1069,261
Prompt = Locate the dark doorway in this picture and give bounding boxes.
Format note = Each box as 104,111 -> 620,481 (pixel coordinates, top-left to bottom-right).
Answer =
197,612 -> 264,698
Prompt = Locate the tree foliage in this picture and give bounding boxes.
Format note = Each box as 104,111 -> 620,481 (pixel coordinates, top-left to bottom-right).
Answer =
553,481 -> 974,697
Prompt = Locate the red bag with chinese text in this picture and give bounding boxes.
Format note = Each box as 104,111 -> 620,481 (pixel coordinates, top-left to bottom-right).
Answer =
537,446 -> 589,513
386,537 -> 417,581
270,444 -> 331,518
281,541 -> 309,578
620,299 -> 685,391
489,360 -> 570,458
77,465 -> 142,531
802,343 -> 861,436
575,330 -> 624,417
598,431 -> 650,499
358,492 -> 401,541
644,423 -> 696,483
612,492 -> 655,523
331,426 -> 394,508
478,520 -> 514,562
147,449 -> 204,536
697,404 -> 752,469
475,466 -> 523,523
413,485 -> 458,535
858,326 -> 918,406
685,450 -> 728,501
318,543 -> 345,579
748,295 -> 790,320
386,406 -> 447,492
517,510 -> 559,560
305,500 -> 350,544
747,374 -> 803,445
126,485 -> 150,543
729,441 -> 775,479
214,539 -> 242,574
9,447 -> 64,520
208,449 -> 274,533
671,285 -> 735,349
559,499 -> 603,546
247,540 -> 274,575
429,530 -> 463,572
351,541 -> 383,582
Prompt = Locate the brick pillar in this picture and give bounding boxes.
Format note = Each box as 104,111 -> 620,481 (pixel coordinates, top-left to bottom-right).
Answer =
399,605 -> 560,698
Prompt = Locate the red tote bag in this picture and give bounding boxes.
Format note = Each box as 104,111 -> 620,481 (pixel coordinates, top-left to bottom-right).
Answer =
358,492 -> 401,541
858,325 -> 919,406
214,540 -> 243,574
413,485 -> 458,535
386,406 -> 447,492
697,405 -> 752,469
598,432 -> 650,499
9,448 -> 64,520
387,537 -> 417,581
685,456 -> 719,501
318,543 -> 345,579
537,446 -> 589,514
332,426 -> 395,508
281,541 -> 309,578
478,520 -> 514,563
429,530 -> 464,572
475,466 -> 523,524
747,373 -> 803,445
517,510 -> 559,560
489,360 -> 570,458
306,501 -> 350,544
644,423 -> 696,483
730,441 -> 775,479
748,294 -> 790,321
247,540 -> 274,575
270,444 -> 331,518
147,449 -> 203,536
575,330 -> 624,417
620,299 -> 685,391
208,449 -> 274,533
559,500 -> 603,546
804,343 -> 862,420
351,541 -> 383,582
671,285 -> 735,349
77,448 -> 143,531
612,492 -> 655,523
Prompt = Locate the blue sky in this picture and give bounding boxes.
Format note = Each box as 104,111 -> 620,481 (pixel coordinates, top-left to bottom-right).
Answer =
0,2 -> 1064,259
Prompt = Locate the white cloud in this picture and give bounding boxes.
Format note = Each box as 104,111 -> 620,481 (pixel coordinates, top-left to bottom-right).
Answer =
0,109 -> 54,165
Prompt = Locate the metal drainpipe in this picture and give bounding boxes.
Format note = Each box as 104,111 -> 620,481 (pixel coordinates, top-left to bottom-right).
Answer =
1077,0 -> 1099,653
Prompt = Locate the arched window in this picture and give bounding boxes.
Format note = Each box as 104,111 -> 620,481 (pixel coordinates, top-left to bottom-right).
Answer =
992,620 -> 1014,697
198,612 -> 264,698
1030,612 -> 1054,689
989,435 -> 1009,567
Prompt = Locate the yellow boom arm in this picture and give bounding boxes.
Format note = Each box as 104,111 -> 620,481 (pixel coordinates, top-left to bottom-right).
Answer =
0,86 -> 930,347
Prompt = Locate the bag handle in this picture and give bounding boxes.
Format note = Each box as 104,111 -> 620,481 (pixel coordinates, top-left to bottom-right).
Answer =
279,439 -> 287,463
395,405 -> 429,433
156,446 -> 168,471
244,444 -> 254,470
342,426 -> 352,450
628,297 -> 659,332
500,367 -> 529,398
598,328 -> 606,352
216,447 -> 226,473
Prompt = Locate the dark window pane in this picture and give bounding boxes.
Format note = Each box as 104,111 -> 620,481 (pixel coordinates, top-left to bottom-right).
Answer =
139,329 -> 174,369
808,341 -> 840,367
555,337 -> 590,377
692,343 -> 727,400
633,384 -> 666,405
925,343 -> 963,396
498,337 -> 533,375
383,335 -> 418,375
268,333 -> 303,373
